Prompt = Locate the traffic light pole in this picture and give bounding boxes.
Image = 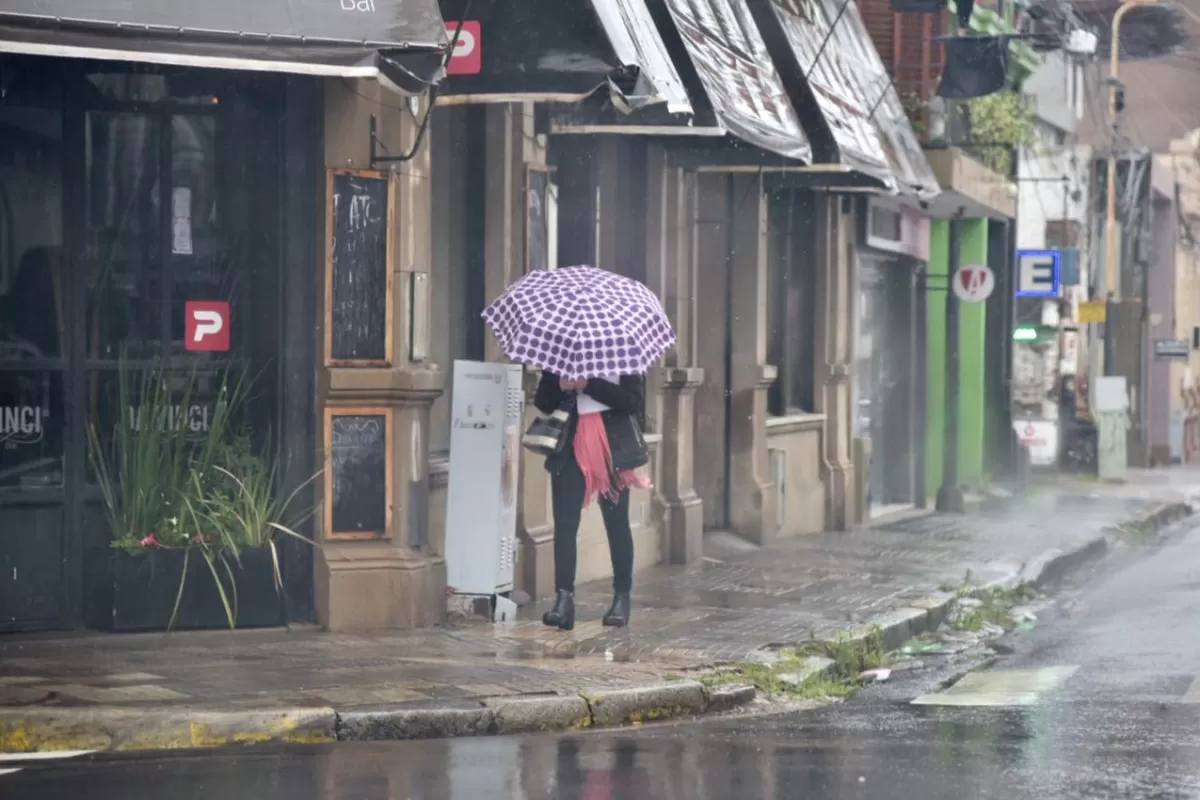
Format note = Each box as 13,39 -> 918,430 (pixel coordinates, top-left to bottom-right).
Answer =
1104,0 -> 1157,376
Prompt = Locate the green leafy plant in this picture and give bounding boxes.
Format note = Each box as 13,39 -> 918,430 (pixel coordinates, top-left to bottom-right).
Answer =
87,358 -> 320,630
701,627 -> 891,700
962,92 -> 1035,177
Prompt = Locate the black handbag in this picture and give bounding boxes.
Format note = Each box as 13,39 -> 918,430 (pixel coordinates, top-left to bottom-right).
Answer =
603,410 -> 649,471
523,396 -> 574,457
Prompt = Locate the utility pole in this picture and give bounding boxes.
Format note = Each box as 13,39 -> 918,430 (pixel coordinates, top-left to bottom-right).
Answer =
936,212 -> 966,513
1104,0 -> 1157,376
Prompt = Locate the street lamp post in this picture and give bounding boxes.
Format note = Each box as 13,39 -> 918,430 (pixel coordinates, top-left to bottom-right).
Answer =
1103,0 -> 1157,376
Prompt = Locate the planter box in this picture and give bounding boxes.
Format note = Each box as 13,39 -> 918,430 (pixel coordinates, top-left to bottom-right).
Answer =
85,547 -> 286,632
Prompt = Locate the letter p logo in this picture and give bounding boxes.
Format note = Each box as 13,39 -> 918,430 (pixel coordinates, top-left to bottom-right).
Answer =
185,301 -> 231,352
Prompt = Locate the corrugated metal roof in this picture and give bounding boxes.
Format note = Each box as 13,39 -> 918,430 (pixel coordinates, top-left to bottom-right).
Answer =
595,0 -> 693,114
827,0 -> 940,198
662,0 -> 812,162
758,0 -> 894,186
435,0 -> 695,113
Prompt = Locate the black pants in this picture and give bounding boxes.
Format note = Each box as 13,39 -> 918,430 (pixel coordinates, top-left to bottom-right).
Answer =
551,457 -> 633,593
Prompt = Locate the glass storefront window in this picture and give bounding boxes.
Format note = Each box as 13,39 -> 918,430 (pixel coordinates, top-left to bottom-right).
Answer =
0,371 -> 64,489
0,107 -> 65,361
167,115 -> 237,355
85,113 -> 164,360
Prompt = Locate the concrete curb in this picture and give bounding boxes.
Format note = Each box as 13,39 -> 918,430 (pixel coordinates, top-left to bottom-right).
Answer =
335,680 -> 754,743
1,679 -> 759,754
847,501 -> 1195,667
0,707 -> 336,753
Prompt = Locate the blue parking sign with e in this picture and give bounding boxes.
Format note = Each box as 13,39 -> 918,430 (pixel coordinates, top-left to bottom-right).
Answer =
1016,250 -> 1061,298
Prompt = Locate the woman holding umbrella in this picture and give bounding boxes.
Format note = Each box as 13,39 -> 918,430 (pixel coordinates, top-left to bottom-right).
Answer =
532,368 -> 647,630
482,266 -> 676,631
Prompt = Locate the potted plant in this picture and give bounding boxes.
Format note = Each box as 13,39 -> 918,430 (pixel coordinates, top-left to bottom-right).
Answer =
85,362 -> 319,632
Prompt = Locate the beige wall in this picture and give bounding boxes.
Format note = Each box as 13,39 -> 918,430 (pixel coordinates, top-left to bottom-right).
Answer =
1171,132 -> 1200,412
315,88 -> 855,624
314,78 -> 445,631
423,118 -> 701,603
766,416 -> 827,536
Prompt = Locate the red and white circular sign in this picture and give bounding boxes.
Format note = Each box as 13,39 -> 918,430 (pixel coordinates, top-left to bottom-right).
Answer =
952,264 -> 995,303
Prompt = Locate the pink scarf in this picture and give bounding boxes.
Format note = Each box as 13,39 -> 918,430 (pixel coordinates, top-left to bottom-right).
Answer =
573,412 -> 652,508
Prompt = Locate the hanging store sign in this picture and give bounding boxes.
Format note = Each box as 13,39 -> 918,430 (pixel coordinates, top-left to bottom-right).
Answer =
444,20 -> 481,75
1155,339 -> 1191,361
952,264 -> 995,303
1078,300 -> 1107,324
1015,249 -> 1061,298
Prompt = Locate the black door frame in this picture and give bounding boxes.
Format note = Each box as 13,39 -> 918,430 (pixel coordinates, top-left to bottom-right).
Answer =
0,58 -> 321,632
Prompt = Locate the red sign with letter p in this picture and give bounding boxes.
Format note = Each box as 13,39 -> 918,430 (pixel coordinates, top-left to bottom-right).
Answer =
185,301 -> 230,352
445,21 -> 481,75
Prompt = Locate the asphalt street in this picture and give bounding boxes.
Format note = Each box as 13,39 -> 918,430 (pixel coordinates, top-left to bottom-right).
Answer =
5,518 -> 1200,799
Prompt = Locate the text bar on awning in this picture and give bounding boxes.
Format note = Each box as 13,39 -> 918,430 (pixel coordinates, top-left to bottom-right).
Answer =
0,1 -> 449,91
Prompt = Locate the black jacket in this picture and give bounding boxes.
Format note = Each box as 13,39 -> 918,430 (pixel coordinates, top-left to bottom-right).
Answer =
534,372 -> 645,475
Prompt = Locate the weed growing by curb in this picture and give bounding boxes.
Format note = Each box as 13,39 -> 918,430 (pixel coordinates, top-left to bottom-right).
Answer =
701,627 -> 889,700
944,582 -> 1037,633
1111,519 -> 1156,546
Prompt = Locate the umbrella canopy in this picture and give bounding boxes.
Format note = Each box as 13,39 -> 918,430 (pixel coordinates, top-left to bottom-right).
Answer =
482,265 -> 676,380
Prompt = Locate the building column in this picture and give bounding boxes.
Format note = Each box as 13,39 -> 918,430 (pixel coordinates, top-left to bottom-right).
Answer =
727,173 -> 777,545
316,78 -> 444,630
814,195 -> 857,530
644,147 -> 704,564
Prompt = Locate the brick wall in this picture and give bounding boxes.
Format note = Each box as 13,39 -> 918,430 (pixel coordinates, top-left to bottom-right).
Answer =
858,0 -> 947,137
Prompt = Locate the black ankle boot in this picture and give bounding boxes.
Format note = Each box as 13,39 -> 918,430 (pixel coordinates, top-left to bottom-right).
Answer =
542,590 -> 575,631
602,592 -> 631,627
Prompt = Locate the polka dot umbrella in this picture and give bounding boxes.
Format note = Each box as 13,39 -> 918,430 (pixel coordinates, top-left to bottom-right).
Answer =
481,265 -> 677,380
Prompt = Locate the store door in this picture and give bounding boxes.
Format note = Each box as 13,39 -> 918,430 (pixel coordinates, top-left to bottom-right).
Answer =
0,105 -> 70,629
1,64 -> 284,631
856,257 -> 916,512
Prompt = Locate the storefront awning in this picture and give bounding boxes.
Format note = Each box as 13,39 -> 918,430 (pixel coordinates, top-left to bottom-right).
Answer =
0,1 -> 449,93
820,0 -> 940,199
435,0 -> 692,116
748,0 -> 895,189
657,0 -> 812,162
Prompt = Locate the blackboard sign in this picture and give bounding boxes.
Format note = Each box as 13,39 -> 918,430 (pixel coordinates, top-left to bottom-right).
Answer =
324,408 -> 392,540
325,169 -> 394,365
525,164 -> 550,274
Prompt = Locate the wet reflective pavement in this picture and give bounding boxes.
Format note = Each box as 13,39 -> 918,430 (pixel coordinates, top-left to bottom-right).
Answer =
7,516 -> 1200,798
0,487 -> 1167,713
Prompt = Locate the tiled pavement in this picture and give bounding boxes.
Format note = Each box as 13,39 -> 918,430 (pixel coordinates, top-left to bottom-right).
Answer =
0,473 -> 1194,713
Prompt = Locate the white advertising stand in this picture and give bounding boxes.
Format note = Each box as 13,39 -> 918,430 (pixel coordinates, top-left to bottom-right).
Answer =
444,361 -> 525,621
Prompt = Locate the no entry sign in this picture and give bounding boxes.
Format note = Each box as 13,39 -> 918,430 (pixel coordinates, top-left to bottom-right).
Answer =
952,264 -> 995,303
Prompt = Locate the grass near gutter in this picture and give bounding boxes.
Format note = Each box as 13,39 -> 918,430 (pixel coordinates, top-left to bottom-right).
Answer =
1111,519 -> 1157,546
694,581 -> 1044,701
942,582 -> 1038,633
698,627 -> 890,701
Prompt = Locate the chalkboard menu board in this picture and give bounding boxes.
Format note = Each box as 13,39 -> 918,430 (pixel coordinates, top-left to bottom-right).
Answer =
525,163 -> 550,274
325,169 -> 395,365
324,408 -> 392,540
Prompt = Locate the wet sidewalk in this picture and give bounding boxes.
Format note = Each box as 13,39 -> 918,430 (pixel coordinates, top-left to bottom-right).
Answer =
0,474 -> 1195,751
